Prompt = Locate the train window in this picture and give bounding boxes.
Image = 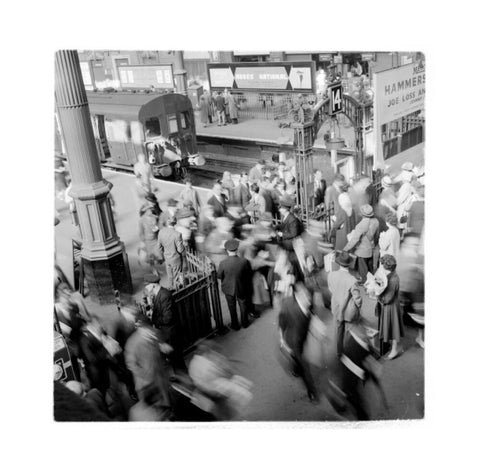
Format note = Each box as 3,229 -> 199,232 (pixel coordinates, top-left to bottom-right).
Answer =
145,118 -> 161,138
168,114 -> 178,134
180,112 -> 190,130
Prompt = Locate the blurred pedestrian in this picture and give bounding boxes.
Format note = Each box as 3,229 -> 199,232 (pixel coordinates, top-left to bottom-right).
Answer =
221,171 -> 235,201
376,254 -> 404,358
125,309 -> 172,421
278,282 -> 319,403
325,173 -> 346,213
134,153 -> 154,195
157,215 -> 185,288
396,169 -> 417,238
207,182 -> 228,218
374,175 -> 397,233
188,342 -> 253,420
150,284 -> 187,374
314,170 -> 327,208
199,93 -> 209,127
327,251 -> 363,357
178,178 -> 201,215
343,204 -> 379,283
204,89 -> 213,124
205,216 -> 234,269
138,201 -> 161,275
218,239 -> 254,330
327,316 -> 386,420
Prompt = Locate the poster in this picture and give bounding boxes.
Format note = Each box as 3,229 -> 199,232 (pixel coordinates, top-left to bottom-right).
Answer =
373,61 -> 425,168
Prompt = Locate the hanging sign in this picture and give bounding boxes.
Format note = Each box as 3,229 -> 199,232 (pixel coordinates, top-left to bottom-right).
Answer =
328,82 -> 343,115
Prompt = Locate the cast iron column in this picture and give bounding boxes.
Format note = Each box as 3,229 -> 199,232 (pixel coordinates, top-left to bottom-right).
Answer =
55,50 -> 132,304
172,51 -> 187,95
293,121 -> 315,224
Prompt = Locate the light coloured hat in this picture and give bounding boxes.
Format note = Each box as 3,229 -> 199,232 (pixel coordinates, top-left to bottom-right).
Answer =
381,175 -> 393,188
360,204 -> 374,218
401,161 -> 414,171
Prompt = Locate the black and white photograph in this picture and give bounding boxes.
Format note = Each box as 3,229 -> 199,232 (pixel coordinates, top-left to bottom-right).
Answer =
3,3 -> 480,473
53,49 -> 425,422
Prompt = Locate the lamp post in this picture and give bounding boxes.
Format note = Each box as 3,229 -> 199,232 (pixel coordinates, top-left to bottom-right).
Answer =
55,50 -> 132,304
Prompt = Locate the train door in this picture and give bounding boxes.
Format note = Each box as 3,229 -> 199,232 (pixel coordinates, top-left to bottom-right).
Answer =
179,110 -> 196,155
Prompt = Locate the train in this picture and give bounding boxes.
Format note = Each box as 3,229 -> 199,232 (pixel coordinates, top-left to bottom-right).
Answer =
55,90 -> 205,179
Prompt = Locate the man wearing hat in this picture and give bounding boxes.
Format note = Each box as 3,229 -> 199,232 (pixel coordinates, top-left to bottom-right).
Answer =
157,215 -> 185,288
158,198 -> 179,228
248,159 -> 266,186
217,239 -> 254,330
276,196 -> 304,251
327,251 -> 363,357
175,207 -> 196,249
343,204 -> 380,282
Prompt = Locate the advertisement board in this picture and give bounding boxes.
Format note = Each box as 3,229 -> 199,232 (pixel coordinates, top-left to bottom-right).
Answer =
118,64 -> 175,90
208,62 -> 316,93
373,61 -> 425,168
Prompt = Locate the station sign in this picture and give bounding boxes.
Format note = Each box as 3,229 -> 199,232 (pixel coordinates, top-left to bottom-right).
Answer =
118,64 -> 175,90
328,82 -> 343,115
208,62 -> 316,93
361,53 -> 375,61
319,54 -> 333,62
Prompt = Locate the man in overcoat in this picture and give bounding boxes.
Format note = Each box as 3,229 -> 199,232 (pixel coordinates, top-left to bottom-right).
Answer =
217,239 -> 253,330
157,216 -> 185,288
327,251 -> 363,357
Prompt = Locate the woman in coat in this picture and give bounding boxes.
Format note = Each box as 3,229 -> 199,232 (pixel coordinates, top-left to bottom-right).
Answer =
330,192 -> 357,251
376,254 -> 404,359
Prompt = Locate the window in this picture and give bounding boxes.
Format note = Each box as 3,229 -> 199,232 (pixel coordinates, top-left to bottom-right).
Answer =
180,112 -> 190,130
145,118 -> 161,138
168,114 -> 178,134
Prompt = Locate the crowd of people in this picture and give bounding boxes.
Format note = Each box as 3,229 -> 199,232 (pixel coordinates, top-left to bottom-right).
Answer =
54,150 -> 425,421
199,88 -> 239,127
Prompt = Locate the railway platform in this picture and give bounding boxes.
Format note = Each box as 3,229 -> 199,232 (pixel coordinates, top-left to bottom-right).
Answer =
54,168 -> 424,421
194,110 -> 357,151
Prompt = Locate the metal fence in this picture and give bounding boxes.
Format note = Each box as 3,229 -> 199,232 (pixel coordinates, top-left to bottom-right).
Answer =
169,249 -> 224,352
232,92 -> 317,120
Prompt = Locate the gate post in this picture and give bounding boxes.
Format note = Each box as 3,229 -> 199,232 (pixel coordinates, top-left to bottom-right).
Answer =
293,121 -> 315,224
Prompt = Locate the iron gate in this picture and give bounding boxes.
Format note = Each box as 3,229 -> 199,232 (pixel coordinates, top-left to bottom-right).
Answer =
170,249 -> 224,352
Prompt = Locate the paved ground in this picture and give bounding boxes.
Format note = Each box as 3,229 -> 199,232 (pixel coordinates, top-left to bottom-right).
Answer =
55,169 -> 424,421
